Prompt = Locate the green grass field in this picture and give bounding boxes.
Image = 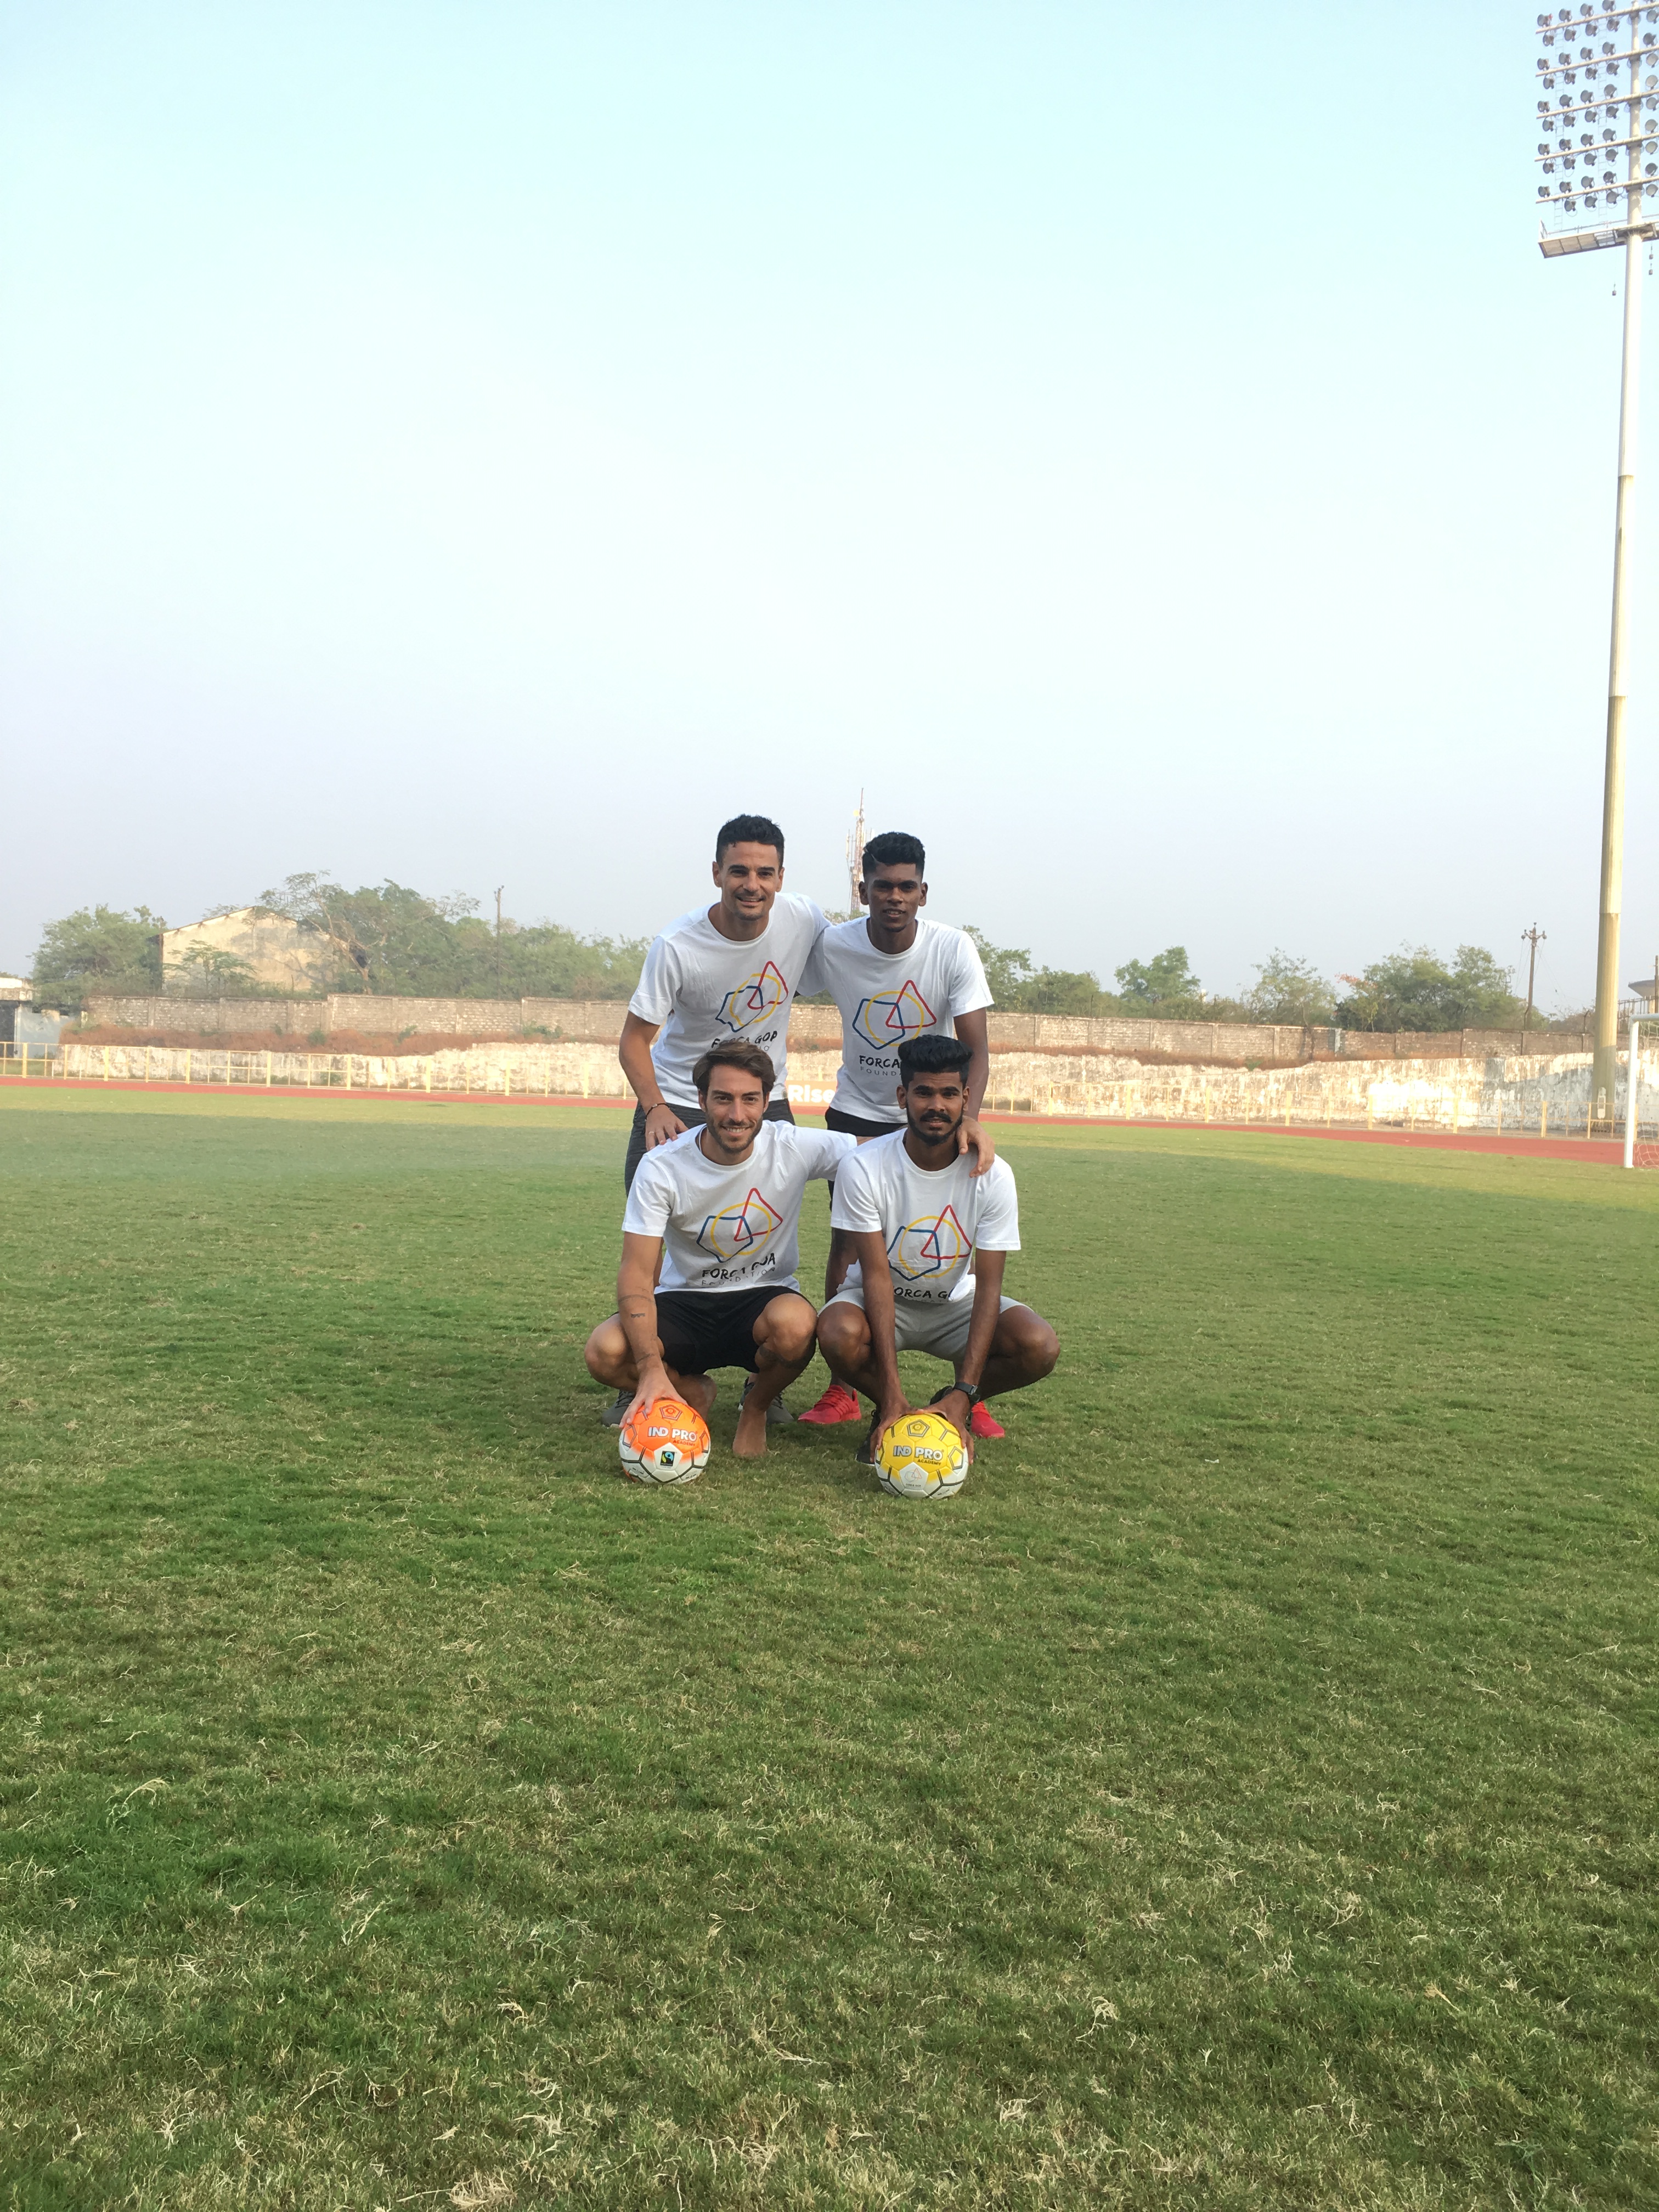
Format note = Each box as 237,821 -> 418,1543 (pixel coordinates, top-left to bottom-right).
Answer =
1,1089 -> 1655,2210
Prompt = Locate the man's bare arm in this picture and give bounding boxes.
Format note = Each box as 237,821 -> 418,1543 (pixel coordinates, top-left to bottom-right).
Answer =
617,1232 -> 672,1415
619,1013 -> 687,1148
953,1008 -> 996,1176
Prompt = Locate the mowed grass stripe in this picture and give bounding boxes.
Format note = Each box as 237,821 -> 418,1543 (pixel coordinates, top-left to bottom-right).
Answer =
0,1090 -> 1654,2209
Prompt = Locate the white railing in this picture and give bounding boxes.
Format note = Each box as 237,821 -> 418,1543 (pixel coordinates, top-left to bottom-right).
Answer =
18,1041 -> 1649,1142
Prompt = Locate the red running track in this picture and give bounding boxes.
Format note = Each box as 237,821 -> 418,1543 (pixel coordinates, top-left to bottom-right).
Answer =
0,1075 -> 1634,1165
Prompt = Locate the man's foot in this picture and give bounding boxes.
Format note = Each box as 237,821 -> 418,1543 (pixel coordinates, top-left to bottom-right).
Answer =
798,1380 -> 862,1425
732,1394 -> 773,1459
969,1402 -> 1006,1440
600,1387 -> 630,1427
742,1374 -> 794,1425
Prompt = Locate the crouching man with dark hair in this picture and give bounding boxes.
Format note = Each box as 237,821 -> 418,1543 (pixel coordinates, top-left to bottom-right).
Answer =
584,1044 -> 856,1460
816,1032 -> 1058,1464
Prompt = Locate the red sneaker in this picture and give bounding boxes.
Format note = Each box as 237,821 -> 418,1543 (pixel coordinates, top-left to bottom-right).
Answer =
969,1402 -> 1006,1440
798,1381 -> 862,1425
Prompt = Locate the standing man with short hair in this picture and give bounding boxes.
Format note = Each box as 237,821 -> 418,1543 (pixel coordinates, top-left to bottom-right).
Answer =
585,1044 -> 855,1460
794,830 -> 1002,1435
816,1032 -> 1058,1467
603,812 -> 825,1423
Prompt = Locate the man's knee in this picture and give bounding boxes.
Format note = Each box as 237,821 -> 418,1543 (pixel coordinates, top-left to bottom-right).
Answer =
817,1300 -> 867,1362
757,1295 -> 817,1364
584,1317 -> 629,1383
999,1306 -> 1058,1379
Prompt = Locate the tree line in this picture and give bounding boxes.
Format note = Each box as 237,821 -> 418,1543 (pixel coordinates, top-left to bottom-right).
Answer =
962,936 -> 1550,1033
30,877 -> 648,1011
29,878 -> 1553,1033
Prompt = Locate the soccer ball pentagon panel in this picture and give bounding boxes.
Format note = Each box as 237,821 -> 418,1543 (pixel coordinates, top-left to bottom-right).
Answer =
619,1397 -> 711,1484
873,1409 -> 969,1499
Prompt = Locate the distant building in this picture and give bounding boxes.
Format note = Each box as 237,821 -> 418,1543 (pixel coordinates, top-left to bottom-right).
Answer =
0,977 -> 64,1048
160,909 -> 339,995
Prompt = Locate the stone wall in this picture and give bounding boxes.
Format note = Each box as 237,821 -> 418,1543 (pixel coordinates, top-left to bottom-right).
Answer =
79,993 -> 1596,1065
79,994 -> 630,1041
81,997 -> 325,1035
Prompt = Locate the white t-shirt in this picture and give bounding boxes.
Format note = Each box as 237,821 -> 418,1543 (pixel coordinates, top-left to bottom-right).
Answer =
798,917 -> 992,1124
622,1120 -> 856,1295
830,1130 -> 1020,1304
629,894 -> 827,1109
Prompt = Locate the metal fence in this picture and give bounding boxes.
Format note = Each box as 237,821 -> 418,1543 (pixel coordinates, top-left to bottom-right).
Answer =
0,1043 -> 61,1077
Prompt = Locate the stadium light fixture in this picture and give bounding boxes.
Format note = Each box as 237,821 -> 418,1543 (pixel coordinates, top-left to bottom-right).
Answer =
1536,4 -> 1659,1104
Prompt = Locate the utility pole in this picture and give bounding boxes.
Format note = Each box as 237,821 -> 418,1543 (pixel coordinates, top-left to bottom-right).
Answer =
1534,4 -> 1659,1109
495,885 -> 504,997
1521,924 -> 1547,1029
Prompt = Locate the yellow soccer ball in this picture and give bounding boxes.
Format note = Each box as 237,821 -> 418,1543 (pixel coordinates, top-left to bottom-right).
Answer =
873,1409 -> 969,1499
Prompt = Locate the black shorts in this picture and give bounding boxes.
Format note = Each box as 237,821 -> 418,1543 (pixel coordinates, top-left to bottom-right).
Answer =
653,1284 -> 798,1375
822,1104 -> 900,1202
824,1105 -> 902,1141
624,1096 -> 795,1192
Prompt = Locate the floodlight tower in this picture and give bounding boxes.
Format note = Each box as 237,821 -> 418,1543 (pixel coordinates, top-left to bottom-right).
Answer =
845,789 -> 866,912
1536,3 -> 1659,1108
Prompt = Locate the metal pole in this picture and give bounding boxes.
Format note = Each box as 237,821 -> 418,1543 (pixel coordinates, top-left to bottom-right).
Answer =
1521,924 -> 1545,1031
1594,49 -> 1646,1110
1626,1014 -> 1641,1169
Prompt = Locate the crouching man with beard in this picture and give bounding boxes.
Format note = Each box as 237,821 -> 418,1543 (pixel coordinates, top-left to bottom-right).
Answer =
815,1033 -> 1058,1465
584,1043 -> 856,1460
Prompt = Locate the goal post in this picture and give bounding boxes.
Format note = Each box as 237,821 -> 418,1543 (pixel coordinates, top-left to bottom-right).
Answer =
1626,1017 -> 1659,1169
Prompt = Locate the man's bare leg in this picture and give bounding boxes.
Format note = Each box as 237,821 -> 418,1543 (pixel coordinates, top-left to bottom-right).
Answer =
731,1294 -> 819,1459
968,1305 -> 1059,1402
814,1302 -> 902,1460
815,1301 -> 884,1401
583,1316 -> 717,1419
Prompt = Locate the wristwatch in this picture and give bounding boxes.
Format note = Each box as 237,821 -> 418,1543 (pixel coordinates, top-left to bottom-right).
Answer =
936,1380 -> 983,1409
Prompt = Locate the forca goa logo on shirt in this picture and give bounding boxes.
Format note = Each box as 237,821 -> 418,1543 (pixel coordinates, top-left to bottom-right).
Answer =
697,1187 -> 785,1262
851,979 -> 935,1053
714,961 -> 789,1035
888,1204 -> 970,1283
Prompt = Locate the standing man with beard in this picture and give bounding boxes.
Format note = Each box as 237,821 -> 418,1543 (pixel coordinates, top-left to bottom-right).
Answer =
601,812 -> 825,1424
815,1033 -> 1058,1467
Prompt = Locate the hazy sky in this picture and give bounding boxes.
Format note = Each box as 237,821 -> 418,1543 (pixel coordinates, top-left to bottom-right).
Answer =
2,1 -> 1653,1013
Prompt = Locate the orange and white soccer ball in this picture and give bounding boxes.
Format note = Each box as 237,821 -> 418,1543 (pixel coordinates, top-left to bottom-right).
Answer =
873,1409 -> 969,1499
619,1396 -> 712,1485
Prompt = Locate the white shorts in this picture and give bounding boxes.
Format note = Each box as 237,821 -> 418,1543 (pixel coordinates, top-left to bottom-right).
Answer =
826,1283 -> 1019,1361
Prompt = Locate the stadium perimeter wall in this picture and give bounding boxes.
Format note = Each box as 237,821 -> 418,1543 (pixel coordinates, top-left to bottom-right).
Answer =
79,995 -> 1595,1065
57,1040 -> 1630,1132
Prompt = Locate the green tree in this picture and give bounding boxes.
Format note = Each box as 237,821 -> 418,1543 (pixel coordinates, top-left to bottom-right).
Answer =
31,906 -> 165,1010
963,929 -> 1109,1015
169,945 -> 259,997
1244,951 -> 1335,1026
258,874 -> 648,1000
496,921 -> 649,1000
1113,946 -> 1204,1015
1335,945 -> 1527,1032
